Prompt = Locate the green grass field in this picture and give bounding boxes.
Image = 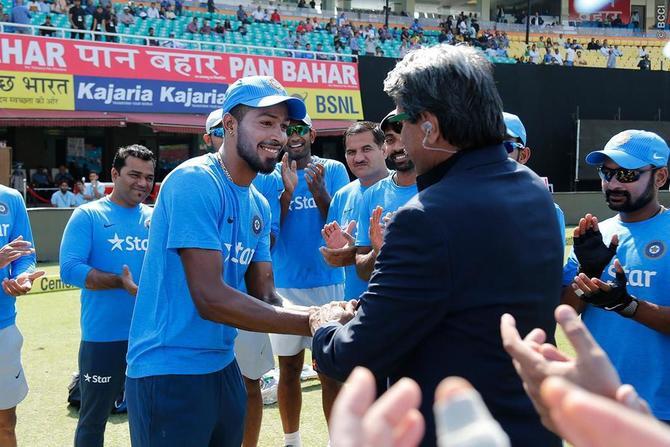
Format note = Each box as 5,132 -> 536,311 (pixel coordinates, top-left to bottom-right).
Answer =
15,251 -> 575,446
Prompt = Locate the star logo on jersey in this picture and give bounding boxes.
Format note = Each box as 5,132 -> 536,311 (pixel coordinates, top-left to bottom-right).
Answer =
83,373 -> 91,382
107,233 -> 124,251
644,240 -> 665,259
252,215 -> 262,235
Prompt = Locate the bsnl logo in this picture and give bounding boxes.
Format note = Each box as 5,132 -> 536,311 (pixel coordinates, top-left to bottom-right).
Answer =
289,195 -> 318,211
107,233 -> 149,252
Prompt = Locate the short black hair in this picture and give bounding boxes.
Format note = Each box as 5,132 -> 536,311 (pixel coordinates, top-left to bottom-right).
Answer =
229,104 -> 251,124
343,121 -> 384,148
112,144 -> 156,172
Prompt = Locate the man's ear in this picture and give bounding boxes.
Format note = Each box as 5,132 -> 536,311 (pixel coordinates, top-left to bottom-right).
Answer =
203,134 -> 212,145
655,166 -> 668,188
518,147 -> 532,165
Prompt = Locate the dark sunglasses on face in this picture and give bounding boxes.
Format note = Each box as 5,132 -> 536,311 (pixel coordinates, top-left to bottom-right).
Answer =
286,124 -> 310,136
503,140 -> 524,154
597,166 -> 655,183
208,127 -> 224,138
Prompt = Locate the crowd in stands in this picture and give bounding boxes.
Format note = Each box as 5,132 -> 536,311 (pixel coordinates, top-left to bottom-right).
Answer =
16,165 -> 106,207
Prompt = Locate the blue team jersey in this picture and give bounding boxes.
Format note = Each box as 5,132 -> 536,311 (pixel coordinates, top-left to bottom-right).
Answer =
355,174 -> 418,247
60,197 -> 152,342
555,203 -> 566,250
326,179 -> 371,300
0,186 -> 36,330
126,153 -> 272,378
252,173 -> 283,239
272,156 -> 349,289
563,210 -> 670,419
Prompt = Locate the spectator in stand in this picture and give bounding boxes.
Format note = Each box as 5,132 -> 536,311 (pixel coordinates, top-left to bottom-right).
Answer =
537,35 -> 546,48
315,43 -> 331,60
297,0 -> 306,8
236,4 -> 248,23
73,181 -> 86,207
542,47 -> 552,64
349,32 -> 360,55
26,0 -> 39,13
91,4 -> 106,41
379,25 -> 391,42
552,47 -> 563,65
147,27 -> 159,45
557,33 -> 565,47
603,45 -> 622,68
270,9 -> 280,23
398,39 -> 410,58
251,5 -> 263,23
238,24 -> 247,36
51,181 -> 76,208
105,10 -> 118,42
281,30 -> 295,48
565,44 -> 576,66
118,6 -> 135,25
186,16 -> 198,33
164,5 -> 175,19
37,0 -> 49,13
309,0 -> 315,7
206,0 -> 215,14
83,0 -> 95,16
638,54 -> 651,70
528,43 -> 540,64
631,10 -> 640,29
374,46 -> 384,57
161,31 -> 185,48
587,38 -> 597,50
304,18 -> 314,32
51,0 -> 68,14
39,14 -> 55,36
611,13 -> 623,27
223,18 -> 231,30
135,3 -> 148,19
638,45 -> 649,59
570,39 -> 582,49
576,50 -> 588,66
174,0 -> 182,16
410,18 -> 422,33
11,0 -> 31,34
438,28 -> 448,43
295,21 -> 306,34
54,165 -> 74,186
200,19 -> 212,35
83,172 -> 105,203
68,0 -> 86,39
146,2 -> 159,19
31,168 -> 51,188
302,43 -> 315,59
364,35 -> 376,55
213,20 -> 224,35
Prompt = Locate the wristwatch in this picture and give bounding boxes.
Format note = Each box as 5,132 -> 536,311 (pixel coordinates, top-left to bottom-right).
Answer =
617,298 -> 639,318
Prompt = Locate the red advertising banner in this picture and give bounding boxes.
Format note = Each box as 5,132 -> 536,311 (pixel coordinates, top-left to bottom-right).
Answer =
569,0 -> 631,23
0,34 -> 360,90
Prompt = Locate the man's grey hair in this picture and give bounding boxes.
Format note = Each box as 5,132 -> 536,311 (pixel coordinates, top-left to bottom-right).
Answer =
383,45 -> 505,150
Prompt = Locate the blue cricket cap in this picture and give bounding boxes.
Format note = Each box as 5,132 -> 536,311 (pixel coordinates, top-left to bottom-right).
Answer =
585,130 -> 669,169
503,112 -> 527,146
222,76 -> 306,120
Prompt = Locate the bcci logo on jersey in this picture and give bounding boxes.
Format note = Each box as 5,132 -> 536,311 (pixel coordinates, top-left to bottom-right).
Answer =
224,242 -> 256,266
644,241 -> 665,259
107,233 -> 149,252
0,202 -> 8,215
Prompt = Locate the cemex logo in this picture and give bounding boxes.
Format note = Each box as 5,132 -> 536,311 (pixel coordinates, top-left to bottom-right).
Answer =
107,233 -> 149,252
83,374 -> 112,384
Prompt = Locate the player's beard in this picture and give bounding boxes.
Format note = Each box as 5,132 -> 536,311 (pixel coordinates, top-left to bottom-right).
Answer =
387,149 -> 414,172
605,176 -> 656,212
236,127 -> 278,174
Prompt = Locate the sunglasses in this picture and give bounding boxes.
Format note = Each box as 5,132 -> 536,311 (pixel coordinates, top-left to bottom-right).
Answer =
208,127 -> 224,138
286,124 -> 310,136
503,140 -> 524,154
597,166 -> 655,183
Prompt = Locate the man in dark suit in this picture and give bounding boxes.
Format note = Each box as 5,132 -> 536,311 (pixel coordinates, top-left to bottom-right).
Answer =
310,45 -> 564,447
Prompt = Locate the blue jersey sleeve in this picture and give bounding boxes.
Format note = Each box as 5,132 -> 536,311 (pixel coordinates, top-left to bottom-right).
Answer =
162,167 -> 223,251
562,249 -> 578,287
355,189 -> 372,247
9,193 -> 35,278
269,174 -> 283,238
59,208 -> 93,288
555,204 -> 566,253
328,162 -> 350,196
326,189 -> 342,225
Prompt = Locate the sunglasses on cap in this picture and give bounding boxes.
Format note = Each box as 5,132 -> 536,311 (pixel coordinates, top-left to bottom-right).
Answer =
208,127 -> 224,138
503,140 -> 524,154
597,166 -> 656,183
286,124 -> 310,136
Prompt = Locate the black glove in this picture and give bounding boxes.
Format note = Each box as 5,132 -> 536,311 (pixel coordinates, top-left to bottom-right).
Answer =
574,228 -> 618,279
580,268 -> 634,313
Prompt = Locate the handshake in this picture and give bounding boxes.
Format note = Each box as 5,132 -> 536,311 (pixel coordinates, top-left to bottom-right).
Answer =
307,299 -> 358,336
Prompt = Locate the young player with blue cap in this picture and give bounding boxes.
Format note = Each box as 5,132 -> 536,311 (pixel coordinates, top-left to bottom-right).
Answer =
125,76 -> 313,447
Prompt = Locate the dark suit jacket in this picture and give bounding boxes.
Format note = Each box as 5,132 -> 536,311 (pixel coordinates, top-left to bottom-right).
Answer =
313,145 -> 563,447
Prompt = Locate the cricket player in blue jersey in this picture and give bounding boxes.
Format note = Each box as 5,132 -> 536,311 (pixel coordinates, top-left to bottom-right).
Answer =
563,130 -> 670,422
0,186 -> 42,447
270,112 -> 350,446
126,76 -> 313,447
355,110 -> 418,281
60,145 -> 155,447
503,112 -> 566,246
321,121 -> 389,300
203,107 -> 282,447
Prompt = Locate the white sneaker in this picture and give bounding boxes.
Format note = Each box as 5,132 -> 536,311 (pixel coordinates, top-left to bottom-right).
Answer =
300,364 -> 318,381
260,374 -> 278,405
